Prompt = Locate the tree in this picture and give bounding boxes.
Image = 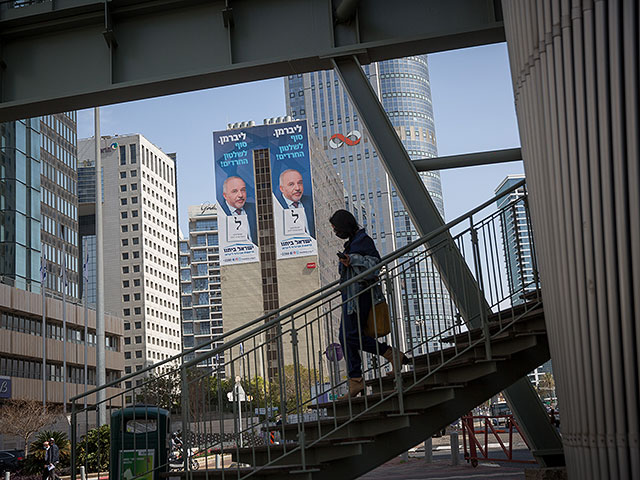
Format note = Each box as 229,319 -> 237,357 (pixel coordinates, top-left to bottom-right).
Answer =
0,400 -> 59,456
22,430 -> 70,474
536,372 -> 556,401
75,425 -> 110,473
135,367 -> 181,411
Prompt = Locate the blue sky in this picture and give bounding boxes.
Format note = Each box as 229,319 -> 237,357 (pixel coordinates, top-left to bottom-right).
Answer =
77,43 -> 523,234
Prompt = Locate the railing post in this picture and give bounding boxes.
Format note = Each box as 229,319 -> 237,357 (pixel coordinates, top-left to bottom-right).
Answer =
469,219 -> 491,360
70,401 -> 77,480
180,362 -> 190,477
424,437 -> 432,463
450,431 -> 460,466
290,328 -> 307,470
385,273 -> 404,414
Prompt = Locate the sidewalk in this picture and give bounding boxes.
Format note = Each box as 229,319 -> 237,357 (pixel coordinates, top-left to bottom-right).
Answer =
359,456 -> 532,479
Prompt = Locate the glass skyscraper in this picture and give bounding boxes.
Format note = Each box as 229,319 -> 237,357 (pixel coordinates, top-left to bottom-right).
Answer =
0,118 -> 42,292
285,55 -> 452,354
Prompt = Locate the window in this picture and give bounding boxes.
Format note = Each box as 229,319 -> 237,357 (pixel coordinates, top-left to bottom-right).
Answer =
123,280 -> 130,288
124,337 -> 131,345
123,308 -> 130,316
122,239 -> 129,246
121,198 -> 128,206
122,252 -> 129,260
120,172 -> 127,179
123,294 -> 130,302
121,225 -> 128,233
124,352 -> 131,359
133,265 -> 140,273
135,351 -> 142,358
133,251 -> 140,259
135,321 -> 142,329
121,212 -> 128,219
124,322 -> 131,330
134,279 -> 141,286
130,170 -> 137,177
132,210 -> 138,217
130,144 -> 137,164
134,293 -> 141,301
131,183 -> 137,190
122,266 -> 129,274
120,185 -> 127,192
131,196 -> 138,204
132,237 -> 139,245
132,224 -> 139,231
135,336 -> 142,344
134,307 -> 141,315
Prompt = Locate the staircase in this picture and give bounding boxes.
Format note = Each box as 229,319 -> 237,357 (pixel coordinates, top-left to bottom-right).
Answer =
196,299 -> 547,479
71,180 -> 551,480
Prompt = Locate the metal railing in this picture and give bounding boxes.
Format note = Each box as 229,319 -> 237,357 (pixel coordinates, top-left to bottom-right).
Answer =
70,179 -> 541,479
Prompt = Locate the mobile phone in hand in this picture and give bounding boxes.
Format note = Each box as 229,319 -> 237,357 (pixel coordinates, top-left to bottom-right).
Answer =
336,252 -> 347,259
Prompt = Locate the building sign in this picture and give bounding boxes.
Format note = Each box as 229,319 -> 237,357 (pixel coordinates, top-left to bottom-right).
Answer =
328,130 -> 361,149
213,130 -> 260,265
0,376 -> 11,398
198,202 -> 216,216
213,120 -> 317,264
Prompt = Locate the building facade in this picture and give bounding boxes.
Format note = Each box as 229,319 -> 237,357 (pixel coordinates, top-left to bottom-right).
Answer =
78,135 -> 181,375
40,113 -> 80,301
0,119 -> 42,293
179,204 -> 223,370
0,280 -> 124,420
213,119 -> 344,376
285,56 -> 451,355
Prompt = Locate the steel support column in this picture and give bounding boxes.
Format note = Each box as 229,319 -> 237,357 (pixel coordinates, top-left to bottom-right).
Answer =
332,55 -> 563,467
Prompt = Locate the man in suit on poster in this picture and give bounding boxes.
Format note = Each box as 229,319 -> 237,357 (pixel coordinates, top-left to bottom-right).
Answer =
220,176 -> 257,244
278,169 -> 315,238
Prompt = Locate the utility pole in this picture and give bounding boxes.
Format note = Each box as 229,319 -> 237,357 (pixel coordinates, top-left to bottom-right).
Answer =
95,107 -> 106,425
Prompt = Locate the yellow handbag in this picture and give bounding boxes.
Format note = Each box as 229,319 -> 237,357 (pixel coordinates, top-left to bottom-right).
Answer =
366,301 -> 391,337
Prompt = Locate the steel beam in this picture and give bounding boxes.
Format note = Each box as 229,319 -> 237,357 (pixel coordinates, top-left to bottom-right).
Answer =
413,147 -> 522,171
0,0 -> 504,121
331,55 -> 563,467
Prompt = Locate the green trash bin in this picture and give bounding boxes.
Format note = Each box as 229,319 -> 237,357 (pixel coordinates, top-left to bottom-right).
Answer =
110,406 -> 170,480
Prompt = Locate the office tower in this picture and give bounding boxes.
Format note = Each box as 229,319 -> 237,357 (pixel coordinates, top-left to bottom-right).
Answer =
496,174 -> 552,389
40,113 -> 80,300
212,118 -> 343,376
0,118 -> 42,292
179,204 -> 223,371
495,174 -> 535,303
78,134 -> 181,375
285,56 -> 449,354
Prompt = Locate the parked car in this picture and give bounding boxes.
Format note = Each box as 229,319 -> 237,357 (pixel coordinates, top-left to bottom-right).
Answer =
0,450 -> 24,472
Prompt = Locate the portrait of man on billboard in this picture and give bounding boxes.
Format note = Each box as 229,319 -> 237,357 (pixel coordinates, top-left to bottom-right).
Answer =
277,168 -> 315,239
219,175 -> 257,244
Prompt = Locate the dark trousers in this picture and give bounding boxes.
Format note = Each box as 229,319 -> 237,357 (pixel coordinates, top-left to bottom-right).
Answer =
339,291 -> 389,378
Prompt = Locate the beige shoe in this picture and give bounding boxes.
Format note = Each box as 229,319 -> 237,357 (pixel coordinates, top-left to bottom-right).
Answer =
338,377 -> 364,400
383,347 -> 408,376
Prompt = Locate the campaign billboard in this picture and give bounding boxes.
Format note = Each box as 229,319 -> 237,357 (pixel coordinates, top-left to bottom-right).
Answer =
268,121 -> 317,259
213,120 -> 317,264
213,130 -> 260,265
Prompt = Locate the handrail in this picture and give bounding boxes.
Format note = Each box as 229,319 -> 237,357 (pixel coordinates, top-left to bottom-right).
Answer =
71,178 -> 526,401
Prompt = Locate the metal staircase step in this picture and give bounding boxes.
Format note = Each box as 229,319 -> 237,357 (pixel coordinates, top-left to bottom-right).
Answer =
316,384 -> 459,417
266,412 -> 414,442
231,438 -> 374,466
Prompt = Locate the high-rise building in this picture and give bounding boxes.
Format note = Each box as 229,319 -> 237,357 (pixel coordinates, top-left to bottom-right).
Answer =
40,113 -> 80,301
212,119 -> 343,376
495,174 -> 552,389
0,118 -> 42,292
285,56 -> 450,355
78,134 -> 181,375
495,174 -> 535,303
179,204 -> 223,370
